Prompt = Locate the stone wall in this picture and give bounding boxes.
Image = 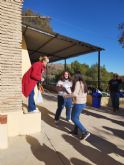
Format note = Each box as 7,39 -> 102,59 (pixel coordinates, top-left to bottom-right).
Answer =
0,0 -> 22,112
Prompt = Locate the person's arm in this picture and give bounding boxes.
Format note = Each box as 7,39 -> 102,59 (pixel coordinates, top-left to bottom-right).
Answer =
119,77 -> 124,83
56,85 -> 64,92
64,81 -> 80,98
56,81 -> 64,92
108,80 -> 111,91
30,62 -> 44,81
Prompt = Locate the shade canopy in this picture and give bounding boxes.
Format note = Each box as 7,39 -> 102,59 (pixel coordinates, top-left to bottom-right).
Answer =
22,24 -> 104,63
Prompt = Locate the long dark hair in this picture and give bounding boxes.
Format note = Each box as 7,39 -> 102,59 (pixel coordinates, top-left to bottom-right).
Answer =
60,71 -> 72,81
72,71 -> 87,93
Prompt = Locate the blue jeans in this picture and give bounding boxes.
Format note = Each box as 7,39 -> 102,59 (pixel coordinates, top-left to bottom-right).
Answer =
71,104 -> 87,133
110,92 -> 120,110
55,95 -> 72,121
28,89 -> 36,112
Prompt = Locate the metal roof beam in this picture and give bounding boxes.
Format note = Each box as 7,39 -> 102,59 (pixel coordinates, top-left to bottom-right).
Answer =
30,34 -> 58,56
51,43 -> 77,55
28,49 -> 61,59
50,49 -> 98,62
23,25 -> 28,36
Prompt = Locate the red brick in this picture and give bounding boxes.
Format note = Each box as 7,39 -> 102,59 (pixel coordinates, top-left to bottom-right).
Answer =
0,115 -> 7,124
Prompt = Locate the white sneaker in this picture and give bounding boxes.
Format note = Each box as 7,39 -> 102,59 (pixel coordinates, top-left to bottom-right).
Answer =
32,109 -> 39,113
80,132 -> 91,140
66,119 -> 73,123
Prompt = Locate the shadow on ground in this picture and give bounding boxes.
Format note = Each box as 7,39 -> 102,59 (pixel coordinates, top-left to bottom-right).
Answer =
87,133 -> 124,158
103,126 -> 124,140
62,134 -> 123,165
26,135 -> 71,165
86,105 -> 124,117
37,105 -> 74,134
84,110 -> 124,127
26,135 -> 90,165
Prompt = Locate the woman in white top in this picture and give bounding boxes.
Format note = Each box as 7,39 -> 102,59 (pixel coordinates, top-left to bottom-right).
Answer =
55,71 -> 72,123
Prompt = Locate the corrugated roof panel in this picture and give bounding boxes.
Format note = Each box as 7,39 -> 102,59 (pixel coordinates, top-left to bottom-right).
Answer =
22,24 -> 104,63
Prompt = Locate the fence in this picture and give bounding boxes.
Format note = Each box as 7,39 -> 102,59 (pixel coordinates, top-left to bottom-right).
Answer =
45,78 -> 124,92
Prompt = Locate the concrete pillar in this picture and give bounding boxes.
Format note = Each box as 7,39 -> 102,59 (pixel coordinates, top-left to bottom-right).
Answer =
0,0 -> 22,112
0,0 -> 22,148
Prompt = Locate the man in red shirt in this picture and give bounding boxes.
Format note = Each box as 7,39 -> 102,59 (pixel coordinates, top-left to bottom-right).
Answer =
22,56 -> 49,112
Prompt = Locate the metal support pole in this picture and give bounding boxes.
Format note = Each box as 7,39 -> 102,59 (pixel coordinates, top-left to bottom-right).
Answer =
64,59 -> 67,71
45,65 -> 48,85
98,50 -> 101,89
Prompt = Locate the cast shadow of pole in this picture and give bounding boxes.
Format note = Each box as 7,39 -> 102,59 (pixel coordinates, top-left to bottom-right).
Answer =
84,110 -> 124,127
86,105 -> 124,116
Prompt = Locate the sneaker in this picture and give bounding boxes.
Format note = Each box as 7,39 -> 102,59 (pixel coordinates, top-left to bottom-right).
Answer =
54,120 -> 59,124
66,119 -> 73,123
32,109 -> 39,113
80,132 -> 90,140
69,130 -> 78,135
68,120 -> 73,123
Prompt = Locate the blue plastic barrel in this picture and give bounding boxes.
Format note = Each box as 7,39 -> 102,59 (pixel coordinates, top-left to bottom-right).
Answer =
92,92 -> 102,108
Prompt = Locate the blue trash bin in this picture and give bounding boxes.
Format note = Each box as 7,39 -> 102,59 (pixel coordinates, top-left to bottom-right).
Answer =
92,91 -> 102,108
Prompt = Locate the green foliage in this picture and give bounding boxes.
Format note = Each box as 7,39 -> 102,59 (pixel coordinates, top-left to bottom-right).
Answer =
87,64 -> 98,81
81,63 -> 89,74
71,61 -> 83,73
47,61 -> 123,91
22,9 -> 53,32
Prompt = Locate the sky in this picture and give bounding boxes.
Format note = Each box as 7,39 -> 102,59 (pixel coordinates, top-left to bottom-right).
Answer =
23,0 -> 124,75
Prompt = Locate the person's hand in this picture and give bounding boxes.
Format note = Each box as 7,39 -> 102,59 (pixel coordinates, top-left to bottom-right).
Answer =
63,94 -> 68,98
64,94 -> 72,98
62,86 -> 67,91
41,78 -> 45,82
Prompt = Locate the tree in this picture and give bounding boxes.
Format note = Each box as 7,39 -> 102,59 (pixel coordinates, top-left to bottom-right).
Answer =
86,64 -> 98,87
22,9 -> 53,32
71,61 -> 83,73
81,63 -> 89,75
100,65 -> 113,91
118,23 -> 124,48
46,61 -> 124,91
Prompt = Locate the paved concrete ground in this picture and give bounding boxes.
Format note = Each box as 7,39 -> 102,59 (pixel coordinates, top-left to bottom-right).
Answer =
0,91 -> 124,165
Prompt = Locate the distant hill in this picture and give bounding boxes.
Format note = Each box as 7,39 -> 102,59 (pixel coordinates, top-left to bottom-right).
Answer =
47,63 -> 65,75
